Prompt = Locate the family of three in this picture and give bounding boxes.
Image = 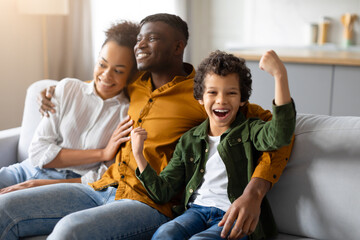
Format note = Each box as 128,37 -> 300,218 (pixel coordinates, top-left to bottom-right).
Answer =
0,13 -> 295,240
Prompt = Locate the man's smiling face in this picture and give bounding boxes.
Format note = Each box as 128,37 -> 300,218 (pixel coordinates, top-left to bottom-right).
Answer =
134,21 -> 178,72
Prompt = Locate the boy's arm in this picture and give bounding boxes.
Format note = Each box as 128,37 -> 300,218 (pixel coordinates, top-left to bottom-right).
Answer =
131,127 -> 185,204
219,51 -> 295,239
244,102 -> 295,185
259,50 -> 291,106
131,127 -> 149,172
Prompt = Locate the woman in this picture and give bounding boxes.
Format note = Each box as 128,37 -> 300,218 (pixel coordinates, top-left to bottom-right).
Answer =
0,21 -> 139,194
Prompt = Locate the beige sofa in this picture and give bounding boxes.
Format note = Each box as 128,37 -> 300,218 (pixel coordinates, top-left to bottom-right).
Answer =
0,80 -> 359,239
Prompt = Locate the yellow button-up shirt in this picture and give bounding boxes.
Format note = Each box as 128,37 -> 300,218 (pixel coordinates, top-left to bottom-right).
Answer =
90,63 -> 294,218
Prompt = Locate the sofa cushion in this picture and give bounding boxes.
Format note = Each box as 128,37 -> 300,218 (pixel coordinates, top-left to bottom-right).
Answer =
18,80 -> 58,162
268,114 -> 360,239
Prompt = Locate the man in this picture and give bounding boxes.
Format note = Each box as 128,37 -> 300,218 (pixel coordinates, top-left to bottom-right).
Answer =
0,14 -> 292,239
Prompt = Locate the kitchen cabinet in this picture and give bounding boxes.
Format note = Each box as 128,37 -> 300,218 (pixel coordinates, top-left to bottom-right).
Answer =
233,48 -> 360,116
246,61 -> 333,115
332,66 -> 360,116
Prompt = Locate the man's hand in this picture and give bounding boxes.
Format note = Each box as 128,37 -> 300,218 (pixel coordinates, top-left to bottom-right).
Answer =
218,178 -> 271,239
102,116 -> 133,161
130,127 -> 148,172
37,85 -> 56,117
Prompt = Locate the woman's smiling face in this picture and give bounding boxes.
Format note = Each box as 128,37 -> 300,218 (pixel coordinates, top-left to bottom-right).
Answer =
94,41 -> 134,100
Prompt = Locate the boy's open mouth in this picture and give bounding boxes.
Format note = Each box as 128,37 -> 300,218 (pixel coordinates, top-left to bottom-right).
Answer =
213,109 -> 229,118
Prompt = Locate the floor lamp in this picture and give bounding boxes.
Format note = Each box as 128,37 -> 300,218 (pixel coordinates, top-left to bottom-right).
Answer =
17,0 -> 69,79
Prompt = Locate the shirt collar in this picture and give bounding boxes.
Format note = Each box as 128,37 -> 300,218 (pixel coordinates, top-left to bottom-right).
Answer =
84,80 -> 95,95
85,80 -> 128,103
139,63 -> 195,90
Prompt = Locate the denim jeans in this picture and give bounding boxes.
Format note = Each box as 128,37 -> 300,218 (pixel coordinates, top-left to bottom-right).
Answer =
0,183 -> 170,240
152,204 -> 249,240
0,158 -> 81,189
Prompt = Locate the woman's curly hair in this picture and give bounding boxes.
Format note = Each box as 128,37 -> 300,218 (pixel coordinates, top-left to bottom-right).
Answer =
194,50 -> 252,102
102,20 -> 140,49
101,20 -> 140,84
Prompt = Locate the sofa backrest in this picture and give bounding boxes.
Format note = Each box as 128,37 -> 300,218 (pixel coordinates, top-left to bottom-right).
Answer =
18,80 -> 58,162
267,114 -> 360,239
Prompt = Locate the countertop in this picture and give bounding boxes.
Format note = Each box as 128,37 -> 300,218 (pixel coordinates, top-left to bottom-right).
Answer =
231,47 -> 360,66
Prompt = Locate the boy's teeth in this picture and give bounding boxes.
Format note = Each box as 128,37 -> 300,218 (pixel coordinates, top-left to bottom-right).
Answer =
214,109 -> 229,113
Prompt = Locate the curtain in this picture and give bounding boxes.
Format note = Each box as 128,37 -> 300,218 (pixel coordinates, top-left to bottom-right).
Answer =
47,0 -> 93,81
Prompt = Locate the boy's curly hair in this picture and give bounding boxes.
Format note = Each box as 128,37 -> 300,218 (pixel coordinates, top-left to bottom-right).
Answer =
194,50 -> 252,102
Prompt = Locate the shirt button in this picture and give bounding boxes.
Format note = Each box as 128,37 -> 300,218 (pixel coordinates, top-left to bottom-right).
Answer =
149,98 -> 153,103
122,161 -> 126,164
237,138 -> 242,142
273,174 -> 277,179
200,169 -> 204,173
189,189 -> 193,193
138,119 -> 142,123
190,157 -> 194,162
121,175 -> 125,179
118,163 -> 121,166
205,149 -> 208,153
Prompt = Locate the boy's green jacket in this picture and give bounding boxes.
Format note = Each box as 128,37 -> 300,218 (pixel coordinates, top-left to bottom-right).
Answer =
136,100 -> 296,240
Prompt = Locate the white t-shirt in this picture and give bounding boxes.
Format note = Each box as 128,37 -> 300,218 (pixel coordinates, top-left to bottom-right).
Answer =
28,78 -> 129,184
193,135 -> 232,212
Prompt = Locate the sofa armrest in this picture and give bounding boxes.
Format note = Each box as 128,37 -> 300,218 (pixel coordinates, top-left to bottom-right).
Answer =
18,80 -> 59,162
0,127 -> 21,168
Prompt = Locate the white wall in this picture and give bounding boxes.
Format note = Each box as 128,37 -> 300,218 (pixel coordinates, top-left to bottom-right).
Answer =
0,0 -> 44,130
240,0 -> 360,48
2,0 -> 360,130
189,0 -> 360,66
90,0 -> 183,63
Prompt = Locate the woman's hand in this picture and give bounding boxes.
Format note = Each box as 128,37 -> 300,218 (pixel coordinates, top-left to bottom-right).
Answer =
37,85 -> 56,117
0,178 -> 81,194
102,116 -> 133,161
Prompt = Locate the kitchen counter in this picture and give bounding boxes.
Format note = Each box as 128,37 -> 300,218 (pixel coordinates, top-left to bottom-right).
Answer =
231,48 -> 360,66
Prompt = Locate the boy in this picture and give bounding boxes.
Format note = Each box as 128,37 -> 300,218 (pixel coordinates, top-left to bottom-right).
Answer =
131,50 -> 296,240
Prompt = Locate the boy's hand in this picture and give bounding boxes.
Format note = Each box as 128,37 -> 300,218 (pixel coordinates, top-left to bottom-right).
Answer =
37,85 -> 56,117
259,50 -> 291,106
131,127 -> 148,172
102,116 -> 133,161
259,50 -> 286,79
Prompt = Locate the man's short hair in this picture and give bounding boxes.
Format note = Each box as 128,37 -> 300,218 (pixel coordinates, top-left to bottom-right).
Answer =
140,13 -> 189,45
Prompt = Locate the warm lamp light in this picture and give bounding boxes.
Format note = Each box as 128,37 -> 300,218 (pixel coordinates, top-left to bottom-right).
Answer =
17,0 -> 69,79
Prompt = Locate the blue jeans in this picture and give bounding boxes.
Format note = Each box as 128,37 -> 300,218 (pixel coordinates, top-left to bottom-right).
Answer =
0,183 -> 170,239
152,204 -> 249,240
0,158 -> 81,189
